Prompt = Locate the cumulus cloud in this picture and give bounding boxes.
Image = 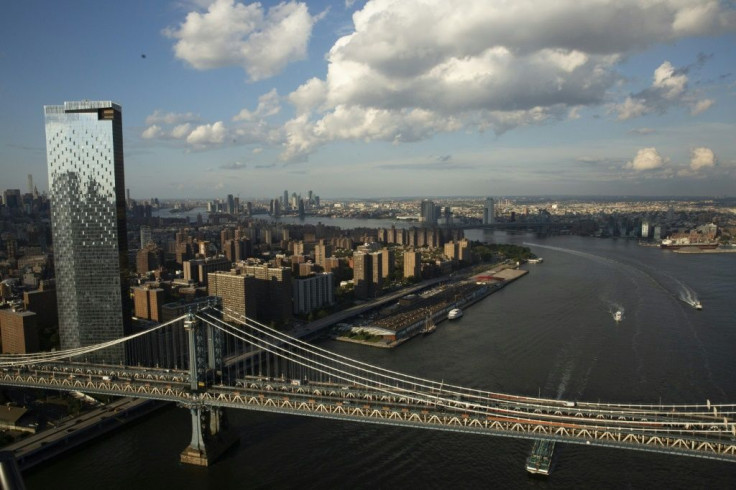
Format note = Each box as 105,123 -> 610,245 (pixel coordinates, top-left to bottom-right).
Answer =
165,0 -> 318,81
279,0 -> 736,160
187,121 -> 228,145
171,123 -> 193,139
626,147 -> 666,171
614,60 -> 716,120
152,1 -> 735,158
690,98 -> 714,115
690,147 -> 716,170
233,89 -> 281,121
141,125 -> 163,139
653,61 -> 688,99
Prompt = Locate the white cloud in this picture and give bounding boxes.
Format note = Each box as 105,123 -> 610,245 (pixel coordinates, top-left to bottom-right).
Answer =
166,0 -> 318,81
171,123 -> 193,139
672,2 -> 723,35
690,98 -> 714,115
288,77 -> 327,115
187,121 -> 228,145
626,147 -> 666,171
279,0 -> 736,160
615,97 -> 649,121
152,0 -> 735,158
141,125 -> 163,139
233,89 -> 281,121
690,147 -> 716,170
615,60 -> 717,120
652,61 -> 687,100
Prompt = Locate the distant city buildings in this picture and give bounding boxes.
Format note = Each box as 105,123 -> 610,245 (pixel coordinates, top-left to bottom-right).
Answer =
352,251 -> 383,299
0,308 -> 38,354
133,285 -> 164,322
293,272 -> 334,314
420,199 -> 437,225
209,264 -> 292,325
44,100 -> 130,363
403,250 -> 421,280
483,197 -> 495,224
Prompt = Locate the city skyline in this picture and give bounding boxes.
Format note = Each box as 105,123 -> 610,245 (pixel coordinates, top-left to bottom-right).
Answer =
2,1 -> 736,199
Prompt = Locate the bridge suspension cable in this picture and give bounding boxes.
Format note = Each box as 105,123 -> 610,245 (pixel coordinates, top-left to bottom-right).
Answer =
0,313 -> 191,368
216,306 -> 735,414
198,312 -> 433,406
208,306 -> 736,433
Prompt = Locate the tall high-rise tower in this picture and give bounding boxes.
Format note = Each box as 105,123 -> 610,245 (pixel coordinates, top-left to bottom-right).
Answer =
483,197 -> 495,224
44,100 -> 130,363
420,199 -> 437,225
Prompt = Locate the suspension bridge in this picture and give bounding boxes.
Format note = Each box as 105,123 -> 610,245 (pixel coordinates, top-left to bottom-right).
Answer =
1,302 -> 735,467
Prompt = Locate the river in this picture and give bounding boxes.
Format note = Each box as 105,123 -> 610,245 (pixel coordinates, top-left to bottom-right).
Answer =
24,232 -> 736,488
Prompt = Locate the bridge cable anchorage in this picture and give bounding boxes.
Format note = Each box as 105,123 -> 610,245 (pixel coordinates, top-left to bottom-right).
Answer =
198,309 -> 736,436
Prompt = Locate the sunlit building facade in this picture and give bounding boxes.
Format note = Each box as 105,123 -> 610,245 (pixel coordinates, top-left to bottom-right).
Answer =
44,100 -> 130,363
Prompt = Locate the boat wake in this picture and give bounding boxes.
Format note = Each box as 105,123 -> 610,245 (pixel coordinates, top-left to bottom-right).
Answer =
676,281 -> 701,308
524,242 -> 701,310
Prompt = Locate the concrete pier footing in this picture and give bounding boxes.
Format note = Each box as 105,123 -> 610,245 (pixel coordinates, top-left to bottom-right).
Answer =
180,406 -> 239,466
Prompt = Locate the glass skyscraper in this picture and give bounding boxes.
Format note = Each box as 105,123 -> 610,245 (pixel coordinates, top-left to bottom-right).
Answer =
44,100 -> 131,363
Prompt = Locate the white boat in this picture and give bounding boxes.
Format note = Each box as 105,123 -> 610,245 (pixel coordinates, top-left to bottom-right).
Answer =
448,308 -> 463,320
528,257 -> 543,264
694,301 -> 703,310
614,310 -> 623,322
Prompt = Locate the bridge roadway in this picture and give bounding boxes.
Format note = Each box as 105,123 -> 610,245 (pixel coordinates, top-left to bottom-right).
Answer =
3,364 -> 735,462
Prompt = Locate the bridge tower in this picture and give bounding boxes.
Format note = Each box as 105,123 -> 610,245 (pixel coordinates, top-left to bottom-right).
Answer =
180,313 -> 239,466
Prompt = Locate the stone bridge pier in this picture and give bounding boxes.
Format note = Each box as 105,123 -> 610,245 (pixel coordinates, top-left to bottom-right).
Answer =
180,313 -> 238,466
180,404 -> 238,466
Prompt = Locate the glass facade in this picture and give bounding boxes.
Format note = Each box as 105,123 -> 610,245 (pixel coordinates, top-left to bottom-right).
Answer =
44,101 -> 130,363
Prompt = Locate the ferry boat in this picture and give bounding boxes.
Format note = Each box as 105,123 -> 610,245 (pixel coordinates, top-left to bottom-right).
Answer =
447,308 -> 463,320
614,310 -> 623,322
526,439 -> 555,476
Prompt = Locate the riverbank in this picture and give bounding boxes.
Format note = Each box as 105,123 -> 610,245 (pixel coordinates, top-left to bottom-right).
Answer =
673,247 -> 736,254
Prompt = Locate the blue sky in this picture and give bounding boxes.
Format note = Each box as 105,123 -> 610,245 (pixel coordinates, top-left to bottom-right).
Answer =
1,0 -> 735,200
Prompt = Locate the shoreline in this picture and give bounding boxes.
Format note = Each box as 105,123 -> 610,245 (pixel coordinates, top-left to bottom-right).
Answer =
335,266 -> 528,349
672,248 -> 736,254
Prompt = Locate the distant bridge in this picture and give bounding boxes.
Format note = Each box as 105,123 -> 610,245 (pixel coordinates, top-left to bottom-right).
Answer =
454,221 -> 569,232
1,303 -> 735,466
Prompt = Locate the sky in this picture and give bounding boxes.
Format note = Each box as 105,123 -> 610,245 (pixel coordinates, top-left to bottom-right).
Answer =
1,0 -> 735,200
